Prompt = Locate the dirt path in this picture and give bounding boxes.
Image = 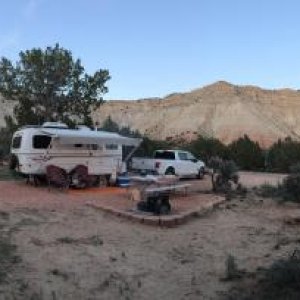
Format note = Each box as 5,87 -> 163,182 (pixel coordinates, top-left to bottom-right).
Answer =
0,173 -> 298,299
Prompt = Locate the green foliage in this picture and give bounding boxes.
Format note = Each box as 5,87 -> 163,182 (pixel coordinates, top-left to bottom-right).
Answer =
267,137 -> 300,173
223,251 -> 300,300
281,170 -> 300,203
99,116 -> 141,138
188,136 -> 229,163
100,116 -> 119,133
0,43 -> 110,127
257,183 -> 281,199
257,163 -> 300,202
134,136 -> 172,157
228,134 -> 265,170
208,157 -> 239,193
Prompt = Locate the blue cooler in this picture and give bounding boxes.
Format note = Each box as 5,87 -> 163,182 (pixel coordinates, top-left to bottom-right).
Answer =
117,176 -> 131,187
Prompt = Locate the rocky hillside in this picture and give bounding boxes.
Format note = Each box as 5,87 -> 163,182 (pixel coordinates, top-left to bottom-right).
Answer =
2,81 -> 300,147
92,81 -> 300,147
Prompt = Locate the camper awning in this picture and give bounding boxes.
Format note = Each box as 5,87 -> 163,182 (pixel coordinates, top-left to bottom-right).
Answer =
41,128 -> 142,147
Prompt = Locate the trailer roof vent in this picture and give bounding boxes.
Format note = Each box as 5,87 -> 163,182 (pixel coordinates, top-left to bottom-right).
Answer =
42,122 -> 68,129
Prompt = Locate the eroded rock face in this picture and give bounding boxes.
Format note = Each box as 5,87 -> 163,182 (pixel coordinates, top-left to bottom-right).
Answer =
92,81 -> 300,147
2,81 -> 300,147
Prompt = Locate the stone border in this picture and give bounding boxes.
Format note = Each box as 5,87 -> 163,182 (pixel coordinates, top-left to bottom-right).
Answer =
86,196 -> 225,227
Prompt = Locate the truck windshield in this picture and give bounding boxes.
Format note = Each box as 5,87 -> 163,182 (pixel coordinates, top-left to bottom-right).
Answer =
154,151 -> 175,160
187,153 -> 196,160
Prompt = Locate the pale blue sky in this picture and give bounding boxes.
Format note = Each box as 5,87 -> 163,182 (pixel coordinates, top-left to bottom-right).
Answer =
0,0 -> 300,99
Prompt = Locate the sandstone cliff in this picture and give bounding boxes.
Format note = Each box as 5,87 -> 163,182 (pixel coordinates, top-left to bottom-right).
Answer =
92,81 -> 300,147
2,81 -> 300,147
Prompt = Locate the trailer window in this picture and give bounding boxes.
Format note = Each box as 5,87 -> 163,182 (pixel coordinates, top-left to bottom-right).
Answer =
91,144 -> 102,150
33,135 -> 52,149
106,144 -> 118,150
12,136 -> 22,149
154,151 -> 175,160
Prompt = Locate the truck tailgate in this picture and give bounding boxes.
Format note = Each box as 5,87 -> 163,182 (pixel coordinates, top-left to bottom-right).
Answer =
131,158 -> 155,171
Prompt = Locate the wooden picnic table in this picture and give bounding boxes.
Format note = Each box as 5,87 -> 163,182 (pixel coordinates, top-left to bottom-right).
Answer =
128,175 -> 191,214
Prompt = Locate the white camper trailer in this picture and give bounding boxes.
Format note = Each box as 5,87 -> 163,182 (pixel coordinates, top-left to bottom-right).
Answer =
9,122 -> 141,184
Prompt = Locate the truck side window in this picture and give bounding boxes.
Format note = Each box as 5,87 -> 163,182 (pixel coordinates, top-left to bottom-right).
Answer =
178,152 -> 188,160
12,136 -> 22,149
33,135 -> 52,149
154,151 -> 175,160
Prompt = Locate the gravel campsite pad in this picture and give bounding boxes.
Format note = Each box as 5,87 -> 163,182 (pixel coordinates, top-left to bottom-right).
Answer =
0,172 -> 298,299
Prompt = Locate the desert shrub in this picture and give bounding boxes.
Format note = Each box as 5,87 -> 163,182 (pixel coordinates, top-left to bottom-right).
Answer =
280,164 -> 300,202
256,163 -> 300,202
257,183 -> 282,199
265,252 -> 300,288
222,254 -> 244,281
208,157 -> 239,193
228,135 -> 265,171
188,136 -> 229,163
289,162 -> 300,174
267,137 -> 300,173
223,251 -> 300,300
100,116 -> 120,133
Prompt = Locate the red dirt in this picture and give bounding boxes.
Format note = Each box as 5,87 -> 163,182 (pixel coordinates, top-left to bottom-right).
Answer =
0,172 -> 295,300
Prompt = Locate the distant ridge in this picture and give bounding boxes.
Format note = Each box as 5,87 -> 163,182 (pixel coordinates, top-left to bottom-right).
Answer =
92,81 -> 300,147
2,81 -> 300,147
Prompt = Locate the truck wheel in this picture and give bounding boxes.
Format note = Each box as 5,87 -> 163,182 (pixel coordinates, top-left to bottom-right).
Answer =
197,167 -> 205,180
165,167 -> 175,176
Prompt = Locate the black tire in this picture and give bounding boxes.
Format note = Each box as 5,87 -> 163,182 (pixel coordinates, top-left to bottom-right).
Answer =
137,200 -> 149,212
165,167 -> 175,176
159,202 -> 171,215
197,167 -> 205,179
154,195 -> 171,215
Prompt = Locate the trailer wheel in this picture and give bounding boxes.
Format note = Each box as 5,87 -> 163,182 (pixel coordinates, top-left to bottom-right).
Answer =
165,167 -> 175,176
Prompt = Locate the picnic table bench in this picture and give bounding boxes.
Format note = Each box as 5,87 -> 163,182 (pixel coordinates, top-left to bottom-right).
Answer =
144,183 -> 191,196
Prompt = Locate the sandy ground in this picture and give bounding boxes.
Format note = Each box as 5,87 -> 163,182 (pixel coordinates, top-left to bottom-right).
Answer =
0,172 -> 299,300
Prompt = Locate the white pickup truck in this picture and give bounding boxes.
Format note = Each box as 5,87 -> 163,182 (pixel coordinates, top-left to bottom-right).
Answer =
131,150 -> 205,179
